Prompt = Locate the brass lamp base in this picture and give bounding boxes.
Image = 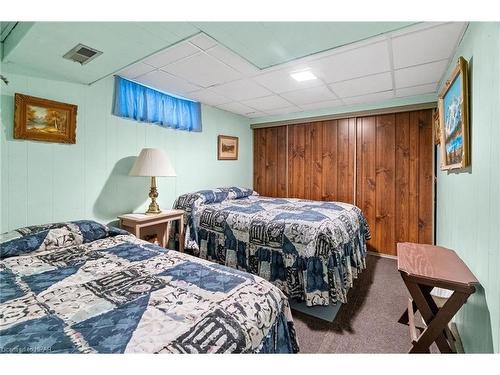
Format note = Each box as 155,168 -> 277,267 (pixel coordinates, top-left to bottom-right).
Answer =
146,176 -> 162,215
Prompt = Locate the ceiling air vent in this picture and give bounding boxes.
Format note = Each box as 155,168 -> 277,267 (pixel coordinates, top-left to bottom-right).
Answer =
63,43 -> 103,65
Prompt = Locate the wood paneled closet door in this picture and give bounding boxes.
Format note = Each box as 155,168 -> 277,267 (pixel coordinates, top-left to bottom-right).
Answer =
253,126 -> 287,197
288,119 -> 356,203
356,110 -> 433,255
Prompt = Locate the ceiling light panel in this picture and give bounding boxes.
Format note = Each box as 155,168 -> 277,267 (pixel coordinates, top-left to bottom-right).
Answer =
290,70 -> 317,82
253,68 -> 324,93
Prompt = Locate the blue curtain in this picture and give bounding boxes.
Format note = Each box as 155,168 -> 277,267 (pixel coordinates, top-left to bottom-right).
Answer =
113,76 -> 202,132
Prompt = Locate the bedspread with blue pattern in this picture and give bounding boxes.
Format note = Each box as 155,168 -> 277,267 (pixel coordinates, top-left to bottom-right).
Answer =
174,187 -> 371,306
0,220 -> 298,353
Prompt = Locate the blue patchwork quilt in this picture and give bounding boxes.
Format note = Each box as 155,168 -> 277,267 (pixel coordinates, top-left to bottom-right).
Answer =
174,187 -> 371,306
0,220 -> 298,353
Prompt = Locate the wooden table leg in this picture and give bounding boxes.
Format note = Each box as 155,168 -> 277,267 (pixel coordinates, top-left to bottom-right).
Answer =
178,215 -> 185,253
164,222 -> 171,248
402,274 -> 470,353
398,299 -> 417,325
402,277 -> 451,353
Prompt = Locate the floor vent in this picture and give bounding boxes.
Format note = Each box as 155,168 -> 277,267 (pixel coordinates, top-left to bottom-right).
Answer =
63,43 -> 103,65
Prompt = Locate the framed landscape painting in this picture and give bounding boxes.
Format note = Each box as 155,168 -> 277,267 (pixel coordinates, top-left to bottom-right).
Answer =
438,56 -> 470,170
14,93 -> 77,144
217,135 -> 239,160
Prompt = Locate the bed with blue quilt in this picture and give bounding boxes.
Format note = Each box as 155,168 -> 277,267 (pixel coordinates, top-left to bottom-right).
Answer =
174,187 -> 371,307
0,220 -> 298,354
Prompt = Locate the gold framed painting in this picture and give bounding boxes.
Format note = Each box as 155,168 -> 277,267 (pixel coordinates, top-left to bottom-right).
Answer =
433,109 -> 440,145
217,135 -> 239,160
14,93 -> 77,144
438,56 -> 470,170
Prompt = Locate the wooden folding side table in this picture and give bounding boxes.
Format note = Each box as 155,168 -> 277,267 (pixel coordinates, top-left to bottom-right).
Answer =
397,242 -> 478,353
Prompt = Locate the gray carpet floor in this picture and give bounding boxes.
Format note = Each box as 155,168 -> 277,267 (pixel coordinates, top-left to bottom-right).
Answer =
292,255 -> 432,353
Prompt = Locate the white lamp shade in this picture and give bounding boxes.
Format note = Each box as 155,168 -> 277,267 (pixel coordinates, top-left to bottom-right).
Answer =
129,148 -> 176,177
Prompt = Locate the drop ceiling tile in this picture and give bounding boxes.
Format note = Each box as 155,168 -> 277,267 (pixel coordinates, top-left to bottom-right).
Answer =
206,45 -> 259,75
186,89 -> 232,106
253,68 -> 323,93
136,70 -> 200,96
241,95 -> 292,112
392,23 -> 465,69
211,79 -> 272,101
189,33 -> 218,50
119,63 -> 156,79
246,111 -> 268,118
330,72 -> 393,98
164,52 -> 241,88
280,85 -> 337,106
216,102 -> 259,116
395,59 -> 449,89
142,42 -> 200,68
299,99 -> 343,111
264,106 -> 303,116
395,83 -> 438,97
308,41 -> 391,83
342,90 -> 395,105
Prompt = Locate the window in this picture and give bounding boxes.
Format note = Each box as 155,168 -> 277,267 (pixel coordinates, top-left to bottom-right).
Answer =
112,76 -> 202,132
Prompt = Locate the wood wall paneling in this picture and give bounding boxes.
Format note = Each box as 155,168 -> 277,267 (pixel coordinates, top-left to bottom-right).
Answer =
356,116 -> 377,252
287,119 -> 355,203
395,112 -> 411,245
288,123 -> 309,199
375,114 -> 396,255
253,126 -> 287,197
310,122 -> 323,201
253,109 -> 433,255
416,110 -> 434,244
276,126 -> 287,197
321,120 -> 338,202
265,127 -> 277,197
356,110 -> 434,255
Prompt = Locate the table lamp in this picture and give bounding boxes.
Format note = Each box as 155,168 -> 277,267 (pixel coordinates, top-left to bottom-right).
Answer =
129,148 -> 176,214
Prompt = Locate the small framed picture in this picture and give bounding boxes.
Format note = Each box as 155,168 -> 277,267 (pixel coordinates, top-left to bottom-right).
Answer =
438,56 -> 470,170
217,135 -> 239,160
14,93 -> 77,144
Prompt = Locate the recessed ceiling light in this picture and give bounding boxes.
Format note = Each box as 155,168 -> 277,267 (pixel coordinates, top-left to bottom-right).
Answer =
290,70 -> 317,82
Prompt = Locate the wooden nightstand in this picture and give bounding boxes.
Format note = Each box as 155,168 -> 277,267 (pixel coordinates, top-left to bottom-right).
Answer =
118,210 -> 185,252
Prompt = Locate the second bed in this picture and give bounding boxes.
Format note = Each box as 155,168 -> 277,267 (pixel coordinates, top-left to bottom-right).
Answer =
175,187 -> 371,307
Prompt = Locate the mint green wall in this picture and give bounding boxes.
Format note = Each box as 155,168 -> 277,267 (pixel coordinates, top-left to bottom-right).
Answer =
0,72 -> 252,232
436,22 -> 500,353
